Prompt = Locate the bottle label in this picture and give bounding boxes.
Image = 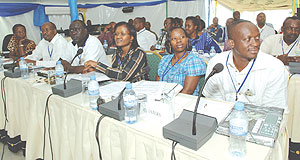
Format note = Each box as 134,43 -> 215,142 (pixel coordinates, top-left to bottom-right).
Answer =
88,89 -> 99,96
56,70 -> 64,76
124,95 -> 136,108
229,119 -> 248,136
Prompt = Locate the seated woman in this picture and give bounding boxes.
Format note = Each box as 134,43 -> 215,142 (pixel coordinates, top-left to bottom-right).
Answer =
157,27 -> 206,96
84,22 -> 149,82
7,24 -> 36,59
185,16 -> 221,53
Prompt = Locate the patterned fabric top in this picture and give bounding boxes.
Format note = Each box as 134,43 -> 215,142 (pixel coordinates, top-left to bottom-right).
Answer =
190,32 -> 221,53
96,47 -> 149,82
7,35 -> 36,57
158,52 -> 206,95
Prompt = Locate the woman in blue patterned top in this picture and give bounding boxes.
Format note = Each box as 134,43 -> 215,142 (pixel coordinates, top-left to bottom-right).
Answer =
185,16 -> 221,53
157,27 -> 206,96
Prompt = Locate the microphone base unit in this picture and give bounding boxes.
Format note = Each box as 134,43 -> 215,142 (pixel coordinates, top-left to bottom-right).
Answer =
4,68 -> 21,78
51,79 -> 82,97
98,94 -> 125,121
163,109 -> 217,151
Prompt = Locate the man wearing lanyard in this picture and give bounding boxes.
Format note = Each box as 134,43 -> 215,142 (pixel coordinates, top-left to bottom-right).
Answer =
256,12 -> 275,41
133,17 -> 156,51
25,22 -> 67,68
61,20 -> 110,73
261,16 -> 300,65
203,20 -> 288,111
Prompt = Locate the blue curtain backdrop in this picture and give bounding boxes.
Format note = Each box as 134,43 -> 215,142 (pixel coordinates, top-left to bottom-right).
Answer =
0,0 -> 190,27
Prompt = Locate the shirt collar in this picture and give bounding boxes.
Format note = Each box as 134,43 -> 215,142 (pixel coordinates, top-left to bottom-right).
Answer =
138,28 -> 146,34
49,33 -> 59,44
227,50 -> 264,72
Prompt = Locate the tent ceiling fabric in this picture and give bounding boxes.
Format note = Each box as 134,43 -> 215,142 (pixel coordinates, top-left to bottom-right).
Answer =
0,0 -> 156,5
218,0 -> 292,11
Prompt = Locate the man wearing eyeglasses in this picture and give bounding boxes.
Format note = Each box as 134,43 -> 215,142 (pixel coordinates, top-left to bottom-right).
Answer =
260,16 -> 300,65
24,22 -> 68,68
61,20 -> 110,73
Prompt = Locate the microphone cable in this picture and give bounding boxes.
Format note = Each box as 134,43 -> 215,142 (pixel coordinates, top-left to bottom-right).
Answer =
95,115 -> 106,160
171,141 -> 178,160
43,93 -> 54,160
1,77 -> 7,160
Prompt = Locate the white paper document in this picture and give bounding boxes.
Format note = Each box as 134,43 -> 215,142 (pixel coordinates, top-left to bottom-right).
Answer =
99,81 -> 127,99
185,98 -> 234,124
68,71 -> 110,82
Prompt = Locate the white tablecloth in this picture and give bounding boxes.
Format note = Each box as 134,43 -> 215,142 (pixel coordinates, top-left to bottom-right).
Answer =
288,74 -> 300,143
0,73 -> 289,160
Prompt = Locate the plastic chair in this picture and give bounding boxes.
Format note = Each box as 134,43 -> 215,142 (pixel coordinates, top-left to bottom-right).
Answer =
146,52 -> 162,81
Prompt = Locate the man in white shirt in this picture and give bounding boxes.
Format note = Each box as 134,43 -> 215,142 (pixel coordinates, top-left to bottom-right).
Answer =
203,20 -> 288,110
133,17 -> 156,51
25,22 -> 67,67
61,20 -> 109,73
260,16 -> 300,65
256,12 -> 275,40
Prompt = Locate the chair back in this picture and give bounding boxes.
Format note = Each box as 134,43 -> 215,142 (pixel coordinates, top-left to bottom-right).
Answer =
146,52 -> 162,81
2,34 -> 13,52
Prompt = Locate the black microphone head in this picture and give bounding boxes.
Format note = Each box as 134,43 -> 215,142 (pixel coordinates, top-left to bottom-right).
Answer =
77,48 -> 83,56
213,63 -> 224,73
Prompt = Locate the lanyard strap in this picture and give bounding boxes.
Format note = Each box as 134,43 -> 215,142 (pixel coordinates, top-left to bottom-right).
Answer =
161,51 -> 187,81
78,35 -> 89,62
226,51 -> 256,101
48,45 -> 53,58
281,39 -> 298,55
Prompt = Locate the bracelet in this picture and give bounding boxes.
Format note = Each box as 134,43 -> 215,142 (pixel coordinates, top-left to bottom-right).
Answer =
19,44 -> 24,47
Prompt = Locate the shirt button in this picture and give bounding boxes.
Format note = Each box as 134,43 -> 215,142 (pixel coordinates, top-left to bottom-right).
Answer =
239,93 -> 242,95
238,83 -> 241,85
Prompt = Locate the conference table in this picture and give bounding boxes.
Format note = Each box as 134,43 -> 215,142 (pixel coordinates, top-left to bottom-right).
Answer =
0,72 -> 289,160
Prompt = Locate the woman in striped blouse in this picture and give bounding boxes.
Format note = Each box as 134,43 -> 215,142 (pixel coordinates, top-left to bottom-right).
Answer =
84,22 -> 149,82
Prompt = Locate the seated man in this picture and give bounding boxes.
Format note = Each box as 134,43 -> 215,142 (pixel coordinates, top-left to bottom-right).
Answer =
62,20 -> 110,73
207,17 -> 224,42
203,20 -> 288,111
7,24 -> 36,59
133,17 -> 156,51
25,22 -> 67,67
256,12 -> 275,40
260,16 -> 300,65
97,21 -> 116,48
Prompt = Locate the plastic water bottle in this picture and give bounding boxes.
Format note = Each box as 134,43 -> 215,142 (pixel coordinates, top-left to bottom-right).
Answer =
88,75 -> 100,110
229,101 -> 248,158
209,46 -> 217,58
103,40 -> 108,52
191,46 -> 197,55
19,57 -> 29,79
0,59 -> 3,71
123,83 -> 138,124
55,61 -> 64,85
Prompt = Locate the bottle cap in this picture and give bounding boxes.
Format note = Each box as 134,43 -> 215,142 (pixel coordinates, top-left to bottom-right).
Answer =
90,75 -> 96,80
125,83 -> 132,89
57,61 -> 61,64
20,57 -> 24,61
234,101 -> 244,111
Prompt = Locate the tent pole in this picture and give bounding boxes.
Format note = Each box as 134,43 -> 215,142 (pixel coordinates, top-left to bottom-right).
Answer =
68,0 -> 79,23
166,0 -> 168,18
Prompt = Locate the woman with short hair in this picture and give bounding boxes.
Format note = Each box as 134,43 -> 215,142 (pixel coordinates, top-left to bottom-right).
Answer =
7,24 -> 36,59
84,22 -> 149,82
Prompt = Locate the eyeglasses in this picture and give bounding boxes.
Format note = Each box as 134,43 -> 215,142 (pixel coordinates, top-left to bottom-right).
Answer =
284,27 -> 300,32
69,28 -> 82,33
113,33 -> 130,36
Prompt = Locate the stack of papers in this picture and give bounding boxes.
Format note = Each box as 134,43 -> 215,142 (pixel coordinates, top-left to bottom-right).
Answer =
68,71 -> 110,82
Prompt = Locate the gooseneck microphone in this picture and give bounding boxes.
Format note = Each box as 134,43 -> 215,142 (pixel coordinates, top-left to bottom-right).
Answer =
192,63 -> 224,135
63,49 -> 83,89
